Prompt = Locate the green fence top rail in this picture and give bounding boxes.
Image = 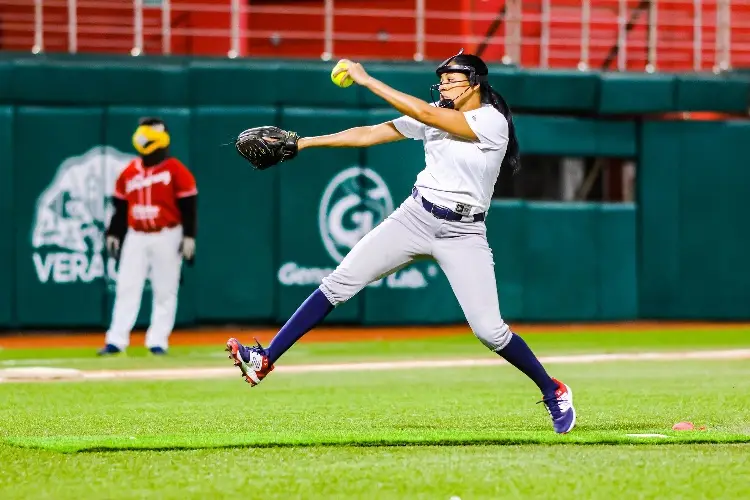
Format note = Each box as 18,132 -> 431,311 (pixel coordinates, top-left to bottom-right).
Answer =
1,54 -> 748,115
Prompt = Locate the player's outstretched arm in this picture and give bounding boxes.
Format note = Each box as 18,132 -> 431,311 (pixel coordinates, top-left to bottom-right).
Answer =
334,59 -> 478,142
298,122 -> 404,150
235,121 -> 403,170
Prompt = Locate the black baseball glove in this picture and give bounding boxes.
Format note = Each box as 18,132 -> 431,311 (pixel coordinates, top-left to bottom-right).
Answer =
235,126 -> 300,170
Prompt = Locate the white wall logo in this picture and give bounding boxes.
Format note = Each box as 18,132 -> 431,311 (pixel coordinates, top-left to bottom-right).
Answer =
31,146 -> 135,284
279,166 -> 439,289
319,166 -> 393,263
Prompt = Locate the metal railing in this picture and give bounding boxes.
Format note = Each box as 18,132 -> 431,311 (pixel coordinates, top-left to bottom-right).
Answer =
2,0 -> 748,72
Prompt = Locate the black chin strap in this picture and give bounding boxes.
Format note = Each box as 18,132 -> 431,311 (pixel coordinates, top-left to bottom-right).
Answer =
438,85 -> 473,109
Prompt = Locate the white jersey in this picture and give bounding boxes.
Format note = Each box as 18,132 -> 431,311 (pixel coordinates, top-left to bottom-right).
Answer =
392,103 -> 509,214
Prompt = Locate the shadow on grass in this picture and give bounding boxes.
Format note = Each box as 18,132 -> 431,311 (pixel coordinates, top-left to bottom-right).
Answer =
6,431 -> 750,454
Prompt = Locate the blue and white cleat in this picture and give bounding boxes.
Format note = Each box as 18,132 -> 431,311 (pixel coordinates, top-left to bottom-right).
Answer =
539,378 -> 577,434
96,344 -> 122,356
225,337 -> 274,387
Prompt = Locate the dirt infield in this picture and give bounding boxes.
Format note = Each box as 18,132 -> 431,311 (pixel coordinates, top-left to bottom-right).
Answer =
2,348 -> 749,383
1,321 -> 749,349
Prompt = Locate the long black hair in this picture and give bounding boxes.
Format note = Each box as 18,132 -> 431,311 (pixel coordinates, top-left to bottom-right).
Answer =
433,50 -> 521,174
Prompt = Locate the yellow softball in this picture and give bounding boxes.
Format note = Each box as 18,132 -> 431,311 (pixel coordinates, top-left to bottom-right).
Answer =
331,60 -> 354,88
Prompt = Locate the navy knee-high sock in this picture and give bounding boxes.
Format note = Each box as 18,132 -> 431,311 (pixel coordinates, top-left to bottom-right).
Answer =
266,289 -> 334,364
498,333 -> 558,396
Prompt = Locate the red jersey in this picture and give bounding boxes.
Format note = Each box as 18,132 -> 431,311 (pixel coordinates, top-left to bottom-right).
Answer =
113,157 -> 197,232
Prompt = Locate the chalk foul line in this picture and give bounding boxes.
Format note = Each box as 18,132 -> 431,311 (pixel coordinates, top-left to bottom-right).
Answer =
1,348 -> 749,383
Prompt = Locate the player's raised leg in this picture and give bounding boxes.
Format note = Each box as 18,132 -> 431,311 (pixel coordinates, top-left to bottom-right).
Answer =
433,224 -> 576,434
145,226 -> 184,355
227,198 -> 433,386
102,232 -> 149,354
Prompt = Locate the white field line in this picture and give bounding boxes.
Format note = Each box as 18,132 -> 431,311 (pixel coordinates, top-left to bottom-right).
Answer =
0,351 -> 229,367
1,349 -> 749,383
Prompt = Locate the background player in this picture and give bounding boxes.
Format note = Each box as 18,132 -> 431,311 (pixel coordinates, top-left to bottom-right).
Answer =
229,50 -> 576,434
98,117 -> 198,356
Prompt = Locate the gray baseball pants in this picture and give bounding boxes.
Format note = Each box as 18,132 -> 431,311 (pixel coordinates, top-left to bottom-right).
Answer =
320,193 -> 512,351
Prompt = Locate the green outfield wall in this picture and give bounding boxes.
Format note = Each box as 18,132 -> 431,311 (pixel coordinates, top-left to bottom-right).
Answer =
0,56 -> 748,328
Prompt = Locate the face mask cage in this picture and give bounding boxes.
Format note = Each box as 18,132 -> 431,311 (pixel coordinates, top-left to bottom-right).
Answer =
430,48 -> 482,108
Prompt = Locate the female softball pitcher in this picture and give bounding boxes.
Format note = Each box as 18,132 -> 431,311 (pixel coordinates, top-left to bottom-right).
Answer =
228,49 -> 576,434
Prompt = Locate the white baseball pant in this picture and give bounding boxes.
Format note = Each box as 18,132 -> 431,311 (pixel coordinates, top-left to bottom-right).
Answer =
105,225 -> 183,350
320,195 -> 512,351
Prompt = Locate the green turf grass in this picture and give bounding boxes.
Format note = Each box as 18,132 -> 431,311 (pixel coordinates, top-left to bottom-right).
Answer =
2,444 -> 749,500
1,326 -> 749,371
2,330 -> 749,498
2,360 -> 749,451
8,429 -> 750,454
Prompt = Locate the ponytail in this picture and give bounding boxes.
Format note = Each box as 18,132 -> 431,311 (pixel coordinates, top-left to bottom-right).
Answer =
435,50 -> 521,173
481,82 -> 521,174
